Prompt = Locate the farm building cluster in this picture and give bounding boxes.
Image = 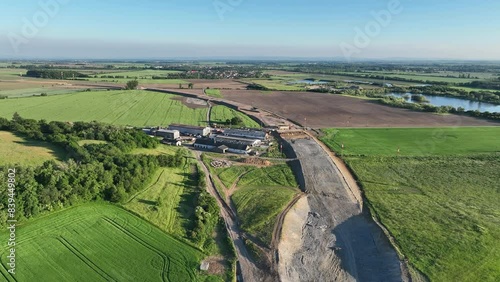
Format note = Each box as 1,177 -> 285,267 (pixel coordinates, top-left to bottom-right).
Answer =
142,124 -> 272,155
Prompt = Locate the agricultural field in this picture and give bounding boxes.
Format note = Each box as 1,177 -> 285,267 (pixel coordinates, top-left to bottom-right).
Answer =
242,78 -> 306,91
321,127 -> 500,281
0,131 -> 67,166
0,90 -> 260,128
205,89 -> 223,98
0,203 -> 209,282
261,70 -> 415,87
321,127 -> 500,156
220,90 -> 499,128
210,106 -> 261,128
124,164 -> 197,237
337,71 -> 480,84
0,90 -> 208,127
85,69 -> 187,85
90,70 -> 182,77
0,68 -> 100,98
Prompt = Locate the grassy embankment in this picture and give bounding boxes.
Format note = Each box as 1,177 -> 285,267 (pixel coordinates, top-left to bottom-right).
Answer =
321,127 -> 500,282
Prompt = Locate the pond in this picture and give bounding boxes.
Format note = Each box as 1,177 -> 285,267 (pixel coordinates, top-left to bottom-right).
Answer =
388,93 -> 500,113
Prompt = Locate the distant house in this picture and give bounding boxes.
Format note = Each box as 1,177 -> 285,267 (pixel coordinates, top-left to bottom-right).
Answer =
222,128 -> 268,141
168,124 -> 211,137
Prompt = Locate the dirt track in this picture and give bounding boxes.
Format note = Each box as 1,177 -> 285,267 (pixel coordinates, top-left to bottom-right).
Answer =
278,138 -> 407,282
220,90 -> 499,128
194,151 -> 268,282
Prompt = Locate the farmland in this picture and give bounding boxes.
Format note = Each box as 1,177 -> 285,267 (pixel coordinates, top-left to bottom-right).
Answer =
0,203 -> 208,282
220,90 -> 499,128
321,127 -> 500,281
124,164 -> 197,238
0,90 -> 257,128
205,89 -> 223,98
0,131 -> 67,166
210,106 -> 261,128
321,127 -> 500,156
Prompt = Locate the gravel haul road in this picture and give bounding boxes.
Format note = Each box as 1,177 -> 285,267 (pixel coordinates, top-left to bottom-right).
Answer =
278,138 -> 407,282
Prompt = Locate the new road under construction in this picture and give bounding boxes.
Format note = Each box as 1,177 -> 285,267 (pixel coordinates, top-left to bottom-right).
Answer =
158,87 -> 408,282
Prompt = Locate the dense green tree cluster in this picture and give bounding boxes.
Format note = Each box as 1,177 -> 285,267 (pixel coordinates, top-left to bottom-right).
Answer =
25,70 -> 89,79
125,79 -> 139,90
460,80 -> 500,91
0,115 -> 187,226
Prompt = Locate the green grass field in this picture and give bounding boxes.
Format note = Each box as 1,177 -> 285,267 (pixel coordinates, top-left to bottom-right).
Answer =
338,71 -> 479,84
232,185 -> 298,245
124,164 -> 197,238
217,165 -> 254,188
0,131 -> 67,166
202,154 -> 299,245
237,164 -> 298,188
0,90 -> 208,126
0,87 -> 89,98
205,89 -> 223,98
243,78 -> 306,91
321,127 -> 500,156
91,70 -> 182,77
232,164 -> 299,244
0,203 -> 208,282
210,106 -> 261,128
321,127 -> 500,282
84,69 -> 187,85
0,90 -> 259,128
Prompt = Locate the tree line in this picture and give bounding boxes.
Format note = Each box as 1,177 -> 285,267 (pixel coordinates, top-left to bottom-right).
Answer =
0,115 -> 185,226
378,96 -> 500,120
25,70 -> 89,79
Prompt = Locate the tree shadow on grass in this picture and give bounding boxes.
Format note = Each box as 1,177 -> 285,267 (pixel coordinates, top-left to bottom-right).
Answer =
11,132 -> 69,162
137,199 -> 158,206
176,165 -> 199,237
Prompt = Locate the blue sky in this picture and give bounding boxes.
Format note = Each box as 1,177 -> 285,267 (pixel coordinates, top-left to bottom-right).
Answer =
1,0 -> 499,59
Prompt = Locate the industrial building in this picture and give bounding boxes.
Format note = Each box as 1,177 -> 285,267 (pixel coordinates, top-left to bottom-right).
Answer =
222,128 -> 268,141
194,138 -> 251,154
156,129 -> 180,140
212,134 -> 261,147
168,124 -> 211,137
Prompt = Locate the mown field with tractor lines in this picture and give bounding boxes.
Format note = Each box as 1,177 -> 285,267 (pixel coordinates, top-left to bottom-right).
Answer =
0,90 -> 258,128
0,204 -> 208,282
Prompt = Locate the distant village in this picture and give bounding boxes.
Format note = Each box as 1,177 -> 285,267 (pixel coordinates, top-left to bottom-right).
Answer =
142,124 -> 273,155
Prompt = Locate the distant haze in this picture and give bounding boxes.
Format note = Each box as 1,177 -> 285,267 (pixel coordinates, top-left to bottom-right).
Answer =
1,0 -> 499,60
